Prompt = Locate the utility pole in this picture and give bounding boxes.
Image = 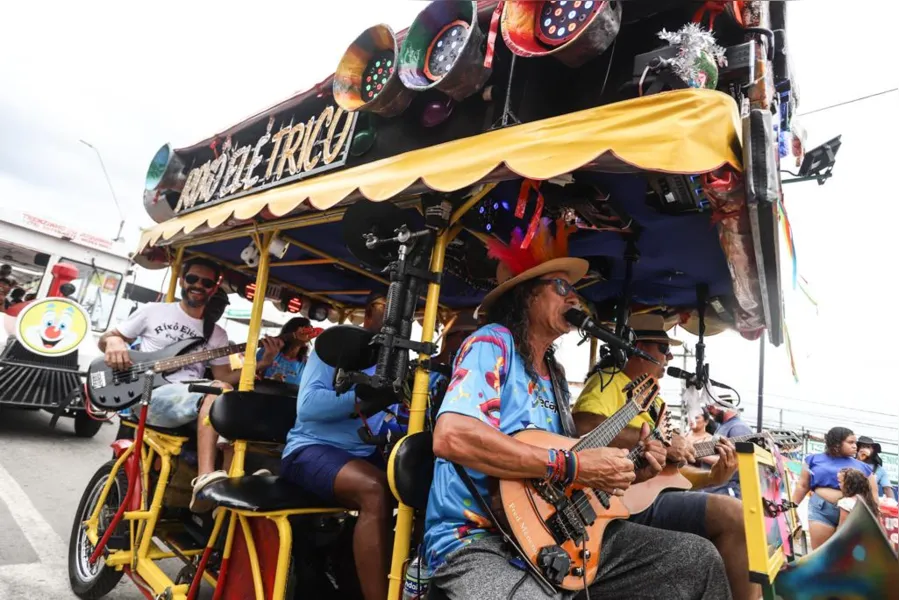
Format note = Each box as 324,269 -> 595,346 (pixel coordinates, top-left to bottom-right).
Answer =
79,139 -> 126,242
757,332 -> 767,433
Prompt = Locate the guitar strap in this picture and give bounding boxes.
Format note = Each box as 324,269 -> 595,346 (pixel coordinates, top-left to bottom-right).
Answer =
546,350 -> 576,438
450,462 -> 557,595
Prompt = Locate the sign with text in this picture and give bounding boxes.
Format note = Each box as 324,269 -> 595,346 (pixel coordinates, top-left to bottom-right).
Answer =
174,105 -> 357,215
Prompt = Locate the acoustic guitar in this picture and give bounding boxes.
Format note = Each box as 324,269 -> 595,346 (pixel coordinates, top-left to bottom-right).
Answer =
496,374 -> 669,591
621,430 -> 801,514
86,327 -> 317,410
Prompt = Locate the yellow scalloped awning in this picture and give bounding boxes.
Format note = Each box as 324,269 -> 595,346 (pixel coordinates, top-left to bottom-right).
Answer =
139,89 -> 742,252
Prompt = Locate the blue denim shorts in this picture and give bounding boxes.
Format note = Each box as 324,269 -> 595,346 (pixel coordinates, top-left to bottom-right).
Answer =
807,493 -> 840,527
146,382 -> 207,428
628,490 -> 709,538
281,445 -> 385,502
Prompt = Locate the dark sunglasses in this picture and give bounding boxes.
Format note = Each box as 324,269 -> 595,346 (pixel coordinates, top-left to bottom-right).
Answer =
184,274 -> 217,289
539,278 -> 575,297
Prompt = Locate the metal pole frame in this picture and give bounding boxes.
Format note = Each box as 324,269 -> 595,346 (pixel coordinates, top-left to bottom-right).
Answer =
238,232 -> 274,392
165,247 -> 184,303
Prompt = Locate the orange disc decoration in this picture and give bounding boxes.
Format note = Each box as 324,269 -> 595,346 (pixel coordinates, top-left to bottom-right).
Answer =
423,20 -> 470,82
535,0 -> 602,47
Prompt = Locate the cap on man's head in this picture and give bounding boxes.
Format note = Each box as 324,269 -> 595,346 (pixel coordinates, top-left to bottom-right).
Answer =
629,313 -> 682,346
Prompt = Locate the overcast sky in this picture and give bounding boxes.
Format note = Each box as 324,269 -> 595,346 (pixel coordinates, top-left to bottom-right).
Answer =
1,2 -> 897,449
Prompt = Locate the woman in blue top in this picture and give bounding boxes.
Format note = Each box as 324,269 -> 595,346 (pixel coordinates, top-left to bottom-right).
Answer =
791,426 -> 878,549
255,317 -> 319,386
856,435 -> 895,500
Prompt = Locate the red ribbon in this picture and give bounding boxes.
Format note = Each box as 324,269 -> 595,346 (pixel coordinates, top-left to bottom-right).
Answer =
484,1 -> 505,69
209,138 -> 219,159
693,0 -> 728,29
515,180 -> 545,249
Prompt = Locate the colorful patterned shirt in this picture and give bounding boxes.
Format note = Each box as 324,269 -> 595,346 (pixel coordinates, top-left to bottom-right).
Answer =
423,324 -> 562,571
255,349 -> 306,386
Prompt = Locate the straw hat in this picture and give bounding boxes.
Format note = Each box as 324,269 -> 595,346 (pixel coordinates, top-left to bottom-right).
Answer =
476,219 -> 588,317
629,313 -> 683,346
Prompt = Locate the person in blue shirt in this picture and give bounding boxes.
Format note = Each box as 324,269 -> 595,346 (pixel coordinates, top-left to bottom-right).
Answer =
791,426 -> 878,550
856,435 -> 894,500
280,292 -> 397,600
255,316 -> 320,386
425,224 -> 730,600
703,397 -> 754,499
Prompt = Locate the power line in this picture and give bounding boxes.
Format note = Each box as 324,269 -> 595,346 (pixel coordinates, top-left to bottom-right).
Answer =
797,88 -> 898,117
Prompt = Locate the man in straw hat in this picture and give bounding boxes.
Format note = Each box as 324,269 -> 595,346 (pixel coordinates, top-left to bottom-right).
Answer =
574,314 -> 756,600
425,220 -> 730,599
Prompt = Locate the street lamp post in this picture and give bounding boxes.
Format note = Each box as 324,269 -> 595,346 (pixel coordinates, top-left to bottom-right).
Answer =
79,139 -> 126,242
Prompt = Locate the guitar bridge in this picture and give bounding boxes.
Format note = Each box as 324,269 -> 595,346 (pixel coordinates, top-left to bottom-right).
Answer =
540,487 -> 596,546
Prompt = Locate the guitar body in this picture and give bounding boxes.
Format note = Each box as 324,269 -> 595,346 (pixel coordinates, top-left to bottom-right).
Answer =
621,464 -> 692,515
87,338 -> 207,410
497,428 -> 629,591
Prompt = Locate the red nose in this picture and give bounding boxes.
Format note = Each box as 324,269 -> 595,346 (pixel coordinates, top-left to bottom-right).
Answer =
44,326 -> 61,338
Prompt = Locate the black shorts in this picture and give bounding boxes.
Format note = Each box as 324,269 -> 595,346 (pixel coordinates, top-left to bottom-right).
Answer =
627,490 -> 709,538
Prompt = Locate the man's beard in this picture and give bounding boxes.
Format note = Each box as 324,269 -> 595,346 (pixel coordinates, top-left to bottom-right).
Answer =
182,286 -> 210,308
712,411 -> 725,424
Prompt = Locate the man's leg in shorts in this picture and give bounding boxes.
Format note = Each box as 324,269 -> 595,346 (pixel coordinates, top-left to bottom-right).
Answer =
432,536 -> 563,600
433,523 -> 729,600
584,520 -> 730,600
629,491 -> 755,600
282,445 -> 391,600
148,381 -> 233,512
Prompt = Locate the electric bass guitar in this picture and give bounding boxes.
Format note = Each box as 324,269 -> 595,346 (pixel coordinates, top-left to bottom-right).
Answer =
496,374 -> 670,591
621,430 -> 802,514
86,329 -> 307,411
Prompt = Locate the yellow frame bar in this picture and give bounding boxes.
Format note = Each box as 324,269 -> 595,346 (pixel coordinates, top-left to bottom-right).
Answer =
737,443 -> 787,584
166,246 -> 184,302
238,232 -> 273,392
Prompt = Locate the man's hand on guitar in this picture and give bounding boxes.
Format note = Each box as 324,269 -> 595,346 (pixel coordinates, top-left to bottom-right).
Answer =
707,438 -> 738,486
575,447 -> 636,496
104,337 -> 133,371
635,422 -> 666,483
666,434 -> 696,465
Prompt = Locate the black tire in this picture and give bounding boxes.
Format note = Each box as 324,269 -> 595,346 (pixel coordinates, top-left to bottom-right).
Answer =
68,460 -> 127,598
74,412 -> 104,438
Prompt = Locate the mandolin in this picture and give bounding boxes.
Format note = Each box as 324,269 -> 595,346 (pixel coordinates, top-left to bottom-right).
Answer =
496,374 -> 669,591
622,430 -> 801,514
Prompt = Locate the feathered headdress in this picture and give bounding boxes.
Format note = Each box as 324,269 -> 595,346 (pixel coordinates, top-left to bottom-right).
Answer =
477,217 -> 587,316
486,218 -> 575,279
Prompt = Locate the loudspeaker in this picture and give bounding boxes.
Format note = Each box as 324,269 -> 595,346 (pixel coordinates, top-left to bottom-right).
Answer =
774,501 -> 899,598
333,24 -> 413,118
143,143 -> 186,223
501,0 -> 622,68
398,1 -> 491,101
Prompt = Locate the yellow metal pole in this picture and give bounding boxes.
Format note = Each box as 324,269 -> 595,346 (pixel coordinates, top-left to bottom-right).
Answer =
238,232 -> 273,392
165,247 -> 184,302
386,229 -> 452,600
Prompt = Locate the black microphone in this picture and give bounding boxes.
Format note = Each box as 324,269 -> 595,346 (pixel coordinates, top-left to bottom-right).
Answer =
666,366 -> 735,390
564,309 -> 659,365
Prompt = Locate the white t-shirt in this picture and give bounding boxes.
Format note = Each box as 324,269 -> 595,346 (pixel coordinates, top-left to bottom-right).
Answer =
116,302 -> 230,382
837,497 -> 857,513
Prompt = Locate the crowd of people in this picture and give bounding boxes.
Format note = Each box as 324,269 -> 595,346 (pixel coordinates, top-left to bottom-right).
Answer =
96,240 -> 895,600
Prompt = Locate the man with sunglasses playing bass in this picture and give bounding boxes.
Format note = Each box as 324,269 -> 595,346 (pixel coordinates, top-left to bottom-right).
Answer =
100,257 -> 240,512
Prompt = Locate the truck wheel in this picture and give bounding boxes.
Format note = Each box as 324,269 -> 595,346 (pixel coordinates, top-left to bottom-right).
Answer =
68,460 -> 126,598
74,413 -> 104,438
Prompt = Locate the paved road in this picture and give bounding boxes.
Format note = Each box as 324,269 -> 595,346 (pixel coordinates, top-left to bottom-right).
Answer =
0,408 -> 203,599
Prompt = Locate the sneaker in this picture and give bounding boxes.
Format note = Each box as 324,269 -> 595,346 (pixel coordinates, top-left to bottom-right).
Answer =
252,469 -> 272,477
190,470 -> 229,513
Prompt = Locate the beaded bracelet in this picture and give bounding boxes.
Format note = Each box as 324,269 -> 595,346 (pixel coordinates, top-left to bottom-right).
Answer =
545,449 -> 559,480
